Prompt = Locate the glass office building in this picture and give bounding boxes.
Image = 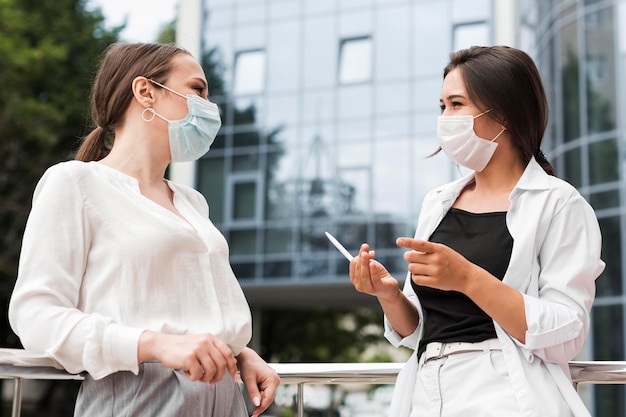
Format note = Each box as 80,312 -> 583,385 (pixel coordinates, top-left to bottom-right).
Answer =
186,0 -> 500,310
174,0 -> 624,414
519,0 -> 626,415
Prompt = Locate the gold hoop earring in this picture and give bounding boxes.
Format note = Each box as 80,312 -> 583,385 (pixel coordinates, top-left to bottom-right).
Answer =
142,107 -> 156,122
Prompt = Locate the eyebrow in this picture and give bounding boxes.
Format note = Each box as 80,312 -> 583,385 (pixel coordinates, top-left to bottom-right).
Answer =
192,77 -> 208,90
440,94 -> 467,102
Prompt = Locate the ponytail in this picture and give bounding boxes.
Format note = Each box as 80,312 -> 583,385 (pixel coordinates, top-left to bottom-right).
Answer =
533,149 -> 556,176
75,126 -> 111,162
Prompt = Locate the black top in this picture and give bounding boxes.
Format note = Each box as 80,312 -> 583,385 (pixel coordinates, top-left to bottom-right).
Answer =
411,208 -> 514,358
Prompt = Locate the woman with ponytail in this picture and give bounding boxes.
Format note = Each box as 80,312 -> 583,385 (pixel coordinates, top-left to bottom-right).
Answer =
348,46 -> 604,417
9,43 -> 279,417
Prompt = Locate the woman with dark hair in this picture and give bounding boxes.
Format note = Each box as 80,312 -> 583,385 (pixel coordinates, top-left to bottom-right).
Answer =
9,43 -> 279,417
349,46 -> 604,417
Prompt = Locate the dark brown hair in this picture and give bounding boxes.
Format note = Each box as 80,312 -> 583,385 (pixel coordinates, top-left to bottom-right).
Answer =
75,43 -> 189,162
444,45 -> 555,176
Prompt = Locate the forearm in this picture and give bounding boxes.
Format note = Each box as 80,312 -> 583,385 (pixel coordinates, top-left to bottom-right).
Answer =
378,288 -> 419,338
464,266 -> 527,343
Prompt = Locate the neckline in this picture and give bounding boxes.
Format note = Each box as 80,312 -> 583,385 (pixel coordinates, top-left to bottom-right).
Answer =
450,207 -> 507,216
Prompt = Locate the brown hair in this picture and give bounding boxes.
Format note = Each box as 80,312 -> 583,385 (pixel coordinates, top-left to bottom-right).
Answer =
444,45 -> 555,176
75,43 -> 189,162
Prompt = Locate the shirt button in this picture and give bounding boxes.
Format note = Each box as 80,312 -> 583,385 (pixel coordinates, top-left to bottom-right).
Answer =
517,390 -> 527,398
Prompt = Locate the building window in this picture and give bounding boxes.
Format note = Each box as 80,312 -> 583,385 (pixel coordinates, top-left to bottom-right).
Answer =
338,36 -> 372,84
452,21 -> 489,51
233,50 -> 266,95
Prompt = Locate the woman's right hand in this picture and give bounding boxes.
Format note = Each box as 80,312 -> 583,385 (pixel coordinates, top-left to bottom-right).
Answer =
349,243 -> 399,301
138,331 -> 238,384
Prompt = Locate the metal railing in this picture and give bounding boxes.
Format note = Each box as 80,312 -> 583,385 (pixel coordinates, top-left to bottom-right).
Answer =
1,359 -> 625,417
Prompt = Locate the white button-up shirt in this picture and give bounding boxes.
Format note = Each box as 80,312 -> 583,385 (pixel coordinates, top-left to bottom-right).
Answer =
385,158 -> 605,417
9,161 -> 252,380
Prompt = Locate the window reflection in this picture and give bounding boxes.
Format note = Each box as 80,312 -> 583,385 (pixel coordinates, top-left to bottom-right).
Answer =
338,37 -> 372,84
233,50 -> 266,95
589,139 -> 618,184
596,216 -> 622,297
452,21 -> 489,51
561,22 -> 581,142
592,304 -> 624,360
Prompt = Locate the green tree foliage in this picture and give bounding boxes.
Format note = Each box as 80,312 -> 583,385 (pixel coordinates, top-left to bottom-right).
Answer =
0,0 -> 120,303
260,308 -> 393,363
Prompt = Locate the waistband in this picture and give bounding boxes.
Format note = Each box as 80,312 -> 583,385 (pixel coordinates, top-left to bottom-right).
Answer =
419,338 -> 501,365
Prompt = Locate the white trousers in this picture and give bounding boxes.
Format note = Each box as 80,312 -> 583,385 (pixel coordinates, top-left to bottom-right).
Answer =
409,350 -> 521,417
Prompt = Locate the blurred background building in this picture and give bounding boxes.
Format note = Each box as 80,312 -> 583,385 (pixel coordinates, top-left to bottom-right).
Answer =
170,0 -> 625,415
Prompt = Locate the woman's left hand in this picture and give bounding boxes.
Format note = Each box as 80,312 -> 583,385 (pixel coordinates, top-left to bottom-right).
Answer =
237,347 -> 280,417
396,237 -> 477,293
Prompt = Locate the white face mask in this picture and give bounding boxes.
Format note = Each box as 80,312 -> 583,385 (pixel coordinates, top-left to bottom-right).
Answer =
436,109 -> 505,172
143,79 -> 221,162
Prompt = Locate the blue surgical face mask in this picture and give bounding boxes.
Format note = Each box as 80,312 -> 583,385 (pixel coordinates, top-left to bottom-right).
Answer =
144,79 -> 221,162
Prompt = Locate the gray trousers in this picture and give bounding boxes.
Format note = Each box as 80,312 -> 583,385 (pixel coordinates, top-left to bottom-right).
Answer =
74,362 -> 248,417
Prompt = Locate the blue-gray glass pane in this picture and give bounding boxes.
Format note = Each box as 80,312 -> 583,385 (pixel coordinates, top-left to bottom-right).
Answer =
265,228 -> 293,254
303,17 -> 337,88
373,141 -> 410,216
414,3 -> 449,79
375,83 -> 411,115
229,229 -> 257,255
338,85 -> 372,119
339,10 -> 372,38
299,259 -> 329,277
592,304 -> 624,360
589,190 -> 620,210
270,1 -> 300,20
263,261 -> 292,278
375,6 -> 410,81
234,182 -> 256,219
197,158 -> 225,223
232,130 -> 261,147
236,4 -> 266,25
267,22 -> 300,93
338,37 -> 372,84
233,153 -> 260,172
453,22 -> 490,51
232,262 -> 256,280
304,0 -> 335,15
585,7 -> 616,134
589,139 -> 619,184
563,148 -> 582,188
596,216 -> 622,297
561,22 -> 581,142
233,50 -> 265,95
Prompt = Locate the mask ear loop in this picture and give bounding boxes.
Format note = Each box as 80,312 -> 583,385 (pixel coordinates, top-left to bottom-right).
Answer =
490,127 -> 506,142
142,107 -> 156,122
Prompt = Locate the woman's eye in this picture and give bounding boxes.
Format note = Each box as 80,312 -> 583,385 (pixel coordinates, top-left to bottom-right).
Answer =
439,104 -> 446,112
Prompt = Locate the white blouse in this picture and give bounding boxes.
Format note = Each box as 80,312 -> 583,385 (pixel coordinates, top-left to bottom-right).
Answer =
9,161 -> 252,380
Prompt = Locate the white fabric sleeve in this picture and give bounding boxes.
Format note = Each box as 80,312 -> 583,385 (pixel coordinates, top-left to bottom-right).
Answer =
522,193 -> 605,363
8,164 -> 144,379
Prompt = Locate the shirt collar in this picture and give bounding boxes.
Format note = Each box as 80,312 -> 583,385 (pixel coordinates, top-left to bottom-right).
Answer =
433,157 -> 550,206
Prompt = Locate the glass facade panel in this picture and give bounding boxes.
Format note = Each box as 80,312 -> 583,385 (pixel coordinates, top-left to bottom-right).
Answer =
585,7 -> 616,134
229,229 -> 258,256
375,6 -> 411,81
233,50 -> 266,95
589,189 -> 620,210
452,21 -> 490,51
267,22 -> 300,93
589,139 -> 619,184
561,21 -> 581,142
338,37 -> 373,84
233,181 -> 257,219
197,157 -> 225,223
592,304 -> 624,360
563,147 -> 582,188
597,216 -> 622,297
